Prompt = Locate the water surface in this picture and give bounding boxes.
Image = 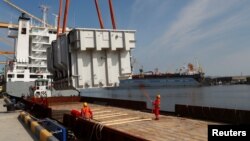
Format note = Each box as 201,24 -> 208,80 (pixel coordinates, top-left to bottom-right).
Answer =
80,85 -> 250,112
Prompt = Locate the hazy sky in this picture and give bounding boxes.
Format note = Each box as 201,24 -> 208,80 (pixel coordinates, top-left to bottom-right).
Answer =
0,0 -> 250,76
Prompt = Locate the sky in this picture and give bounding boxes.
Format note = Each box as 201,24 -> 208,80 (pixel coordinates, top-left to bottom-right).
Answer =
0,0 -> 250,76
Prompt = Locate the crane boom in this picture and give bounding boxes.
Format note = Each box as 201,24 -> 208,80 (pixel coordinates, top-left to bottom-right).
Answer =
0,37 -> 13,48
0,50 -> 14,60
0,51 -> 14,54
1,54 -> 13,60
0,22 -> 18,29
0,61 -> 8,64
3,0 -> 52,27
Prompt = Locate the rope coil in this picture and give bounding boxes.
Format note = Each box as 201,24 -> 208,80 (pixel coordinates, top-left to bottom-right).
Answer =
89,122 -> 104,141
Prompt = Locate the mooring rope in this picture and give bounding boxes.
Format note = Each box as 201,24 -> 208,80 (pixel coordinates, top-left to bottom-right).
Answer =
89,122 -> 104,141
95,123 -> 104,140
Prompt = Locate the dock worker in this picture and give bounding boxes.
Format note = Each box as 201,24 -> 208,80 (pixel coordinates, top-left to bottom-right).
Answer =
81,102 -> 93,120
153,95 -> 160,120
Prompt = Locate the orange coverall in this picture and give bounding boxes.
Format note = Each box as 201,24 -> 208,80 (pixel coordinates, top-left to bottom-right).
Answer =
81,106 -> 93,119
153,98 -> 160,120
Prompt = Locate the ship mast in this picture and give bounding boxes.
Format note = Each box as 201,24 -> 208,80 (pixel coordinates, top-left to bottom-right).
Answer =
52,13 -> 58,28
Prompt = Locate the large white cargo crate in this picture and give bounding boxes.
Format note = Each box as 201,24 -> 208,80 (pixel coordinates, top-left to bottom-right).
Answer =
49,28 -> 136,90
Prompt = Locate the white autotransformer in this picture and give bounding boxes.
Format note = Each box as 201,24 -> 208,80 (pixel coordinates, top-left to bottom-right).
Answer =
47,28 -> 136,90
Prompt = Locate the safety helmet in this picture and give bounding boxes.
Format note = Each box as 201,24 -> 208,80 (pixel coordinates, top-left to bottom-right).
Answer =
156,95 -> 160,99
83,102 -> 88,107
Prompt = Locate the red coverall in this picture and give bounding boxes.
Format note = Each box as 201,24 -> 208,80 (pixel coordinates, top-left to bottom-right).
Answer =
81,106 -> 93,119
153,98 -> 160,120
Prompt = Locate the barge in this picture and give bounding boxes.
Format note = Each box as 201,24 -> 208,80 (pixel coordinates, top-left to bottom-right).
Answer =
20,96 -> 218,141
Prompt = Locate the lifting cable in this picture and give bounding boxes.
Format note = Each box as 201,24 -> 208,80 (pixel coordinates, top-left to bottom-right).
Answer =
139,85 -> 155,113
139,85 -> 152,103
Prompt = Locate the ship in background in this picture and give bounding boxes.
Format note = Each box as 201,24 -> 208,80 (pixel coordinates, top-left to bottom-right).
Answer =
120,63 -> 205,88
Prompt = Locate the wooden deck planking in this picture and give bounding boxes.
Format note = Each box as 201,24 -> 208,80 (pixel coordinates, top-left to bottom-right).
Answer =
50,102 -> 216,141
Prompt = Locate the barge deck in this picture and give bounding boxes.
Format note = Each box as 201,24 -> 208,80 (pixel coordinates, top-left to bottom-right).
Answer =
50,102 -> 216,141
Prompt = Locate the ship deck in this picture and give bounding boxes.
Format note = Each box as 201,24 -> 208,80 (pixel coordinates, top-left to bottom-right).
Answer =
50,102 -> 217,141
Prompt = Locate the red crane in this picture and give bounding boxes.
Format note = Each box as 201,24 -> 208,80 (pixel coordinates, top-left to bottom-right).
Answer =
94,0 -> 105,29
108,0 -> 117,29
62,0 -> 70,33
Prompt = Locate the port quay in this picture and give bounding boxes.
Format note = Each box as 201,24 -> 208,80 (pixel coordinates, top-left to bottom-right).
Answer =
1,0 -> 250,141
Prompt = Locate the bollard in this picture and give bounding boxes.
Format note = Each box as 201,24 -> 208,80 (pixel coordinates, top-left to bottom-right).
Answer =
3,97 -> 15,112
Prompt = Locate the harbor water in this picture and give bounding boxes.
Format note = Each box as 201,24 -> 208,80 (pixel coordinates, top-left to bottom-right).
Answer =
80,85 -> 250,112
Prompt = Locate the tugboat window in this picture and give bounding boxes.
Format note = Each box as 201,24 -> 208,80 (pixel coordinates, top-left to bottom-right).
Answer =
8,74 -> 14,78
47,75 -> 53,79
30,75 -> 43,78
17,74 -> 24,78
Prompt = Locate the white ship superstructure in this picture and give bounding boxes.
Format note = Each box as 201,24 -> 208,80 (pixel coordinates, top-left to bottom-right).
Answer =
5,14 -> 56,96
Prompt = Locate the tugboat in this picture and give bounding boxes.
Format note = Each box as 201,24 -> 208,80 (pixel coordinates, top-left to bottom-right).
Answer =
29,78 -> 52,97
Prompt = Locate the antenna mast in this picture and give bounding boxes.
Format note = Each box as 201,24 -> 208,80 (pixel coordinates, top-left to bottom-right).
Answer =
3,0 -> 52,27
39,5 -> 49,27
52,14 -> 58,28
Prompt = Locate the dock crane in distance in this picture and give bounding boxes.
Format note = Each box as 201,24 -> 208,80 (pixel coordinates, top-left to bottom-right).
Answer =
0,50 -> 15,64
0,36 -> 14,48
0,22 -> 18,29
0,61 -> 9,64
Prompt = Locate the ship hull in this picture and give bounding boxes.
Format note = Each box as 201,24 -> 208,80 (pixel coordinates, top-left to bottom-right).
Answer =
6,81 -> 34,97
5,82 -> 79,97
119,77 -> 201,88
79,77 -> 202,98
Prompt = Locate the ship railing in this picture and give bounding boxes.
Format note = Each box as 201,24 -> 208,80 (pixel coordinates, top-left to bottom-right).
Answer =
32,46 -> 44,50
16,70 -> 25,73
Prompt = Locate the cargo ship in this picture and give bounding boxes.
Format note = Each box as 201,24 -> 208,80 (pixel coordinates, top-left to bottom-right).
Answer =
120,63 -> 204,88
3,13 -> 56,97
3,12 -> 78,97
